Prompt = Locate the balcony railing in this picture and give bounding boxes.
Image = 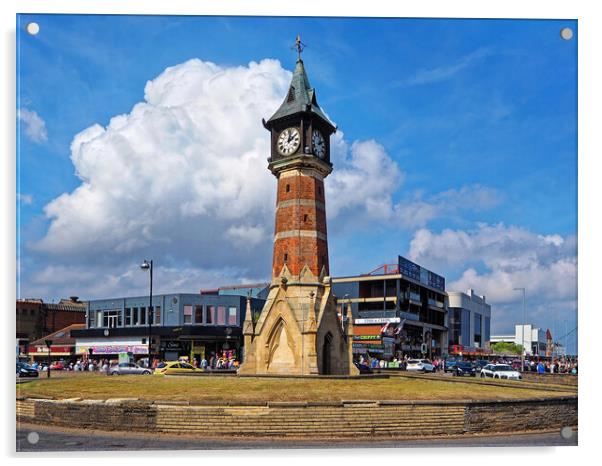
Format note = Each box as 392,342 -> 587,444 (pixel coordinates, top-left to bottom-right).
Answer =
428,298 -> 445,309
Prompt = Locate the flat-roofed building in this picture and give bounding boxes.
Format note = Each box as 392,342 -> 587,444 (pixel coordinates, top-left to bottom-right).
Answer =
332,256 -> 448,359
447,289 -> 491,357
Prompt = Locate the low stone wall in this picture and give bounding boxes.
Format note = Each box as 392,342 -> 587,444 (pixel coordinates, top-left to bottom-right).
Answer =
521,373 -> 578,386
16,396 -> 577,438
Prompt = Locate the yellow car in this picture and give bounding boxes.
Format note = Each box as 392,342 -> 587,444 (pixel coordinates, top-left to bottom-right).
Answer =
153,361 -> 200,375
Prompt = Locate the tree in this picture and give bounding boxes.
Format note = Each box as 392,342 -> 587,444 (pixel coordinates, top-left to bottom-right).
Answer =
491,342 -> 523,355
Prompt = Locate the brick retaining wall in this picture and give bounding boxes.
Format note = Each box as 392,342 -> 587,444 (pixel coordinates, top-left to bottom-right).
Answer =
16,396 -> 577,438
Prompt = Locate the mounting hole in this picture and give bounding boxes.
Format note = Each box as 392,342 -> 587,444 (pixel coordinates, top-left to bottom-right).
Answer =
27,431 -> 40,444
560,27 -> 573,41
560,426 -> 574,439
26,22 -> 40,35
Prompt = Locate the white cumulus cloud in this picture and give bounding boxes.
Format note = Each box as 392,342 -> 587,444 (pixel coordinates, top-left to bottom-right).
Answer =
25,58 -> 408,298
408,223 -> 577,304
18,107 -> 48,143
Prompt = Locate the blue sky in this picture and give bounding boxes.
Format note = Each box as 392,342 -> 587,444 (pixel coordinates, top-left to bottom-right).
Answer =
16,15 -> 577,352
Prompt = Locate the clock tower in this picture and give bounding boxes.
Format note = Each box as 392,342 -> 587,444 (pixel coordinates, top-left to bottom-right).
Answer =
262,47 -> 337,280
239,37 -> 355,375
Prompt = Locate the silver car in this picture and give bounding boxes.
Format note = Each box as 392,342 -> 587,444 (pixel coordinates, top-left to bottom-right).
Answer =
109,362 -> 152,375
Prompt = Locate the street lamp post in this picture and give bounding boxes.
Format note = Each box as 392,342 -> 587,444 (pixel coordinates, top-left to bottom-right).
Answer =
514,287 -> 526,372
140,259 -> 153,368
44,339 -> 52,378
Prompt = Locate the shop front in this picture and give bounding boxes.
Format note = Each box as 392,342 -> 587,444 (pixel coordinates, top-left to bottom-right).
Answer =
28,344 -> 76,363
157,335 -> 240,365
73,325 -> 243,367
75,337 -> 148,364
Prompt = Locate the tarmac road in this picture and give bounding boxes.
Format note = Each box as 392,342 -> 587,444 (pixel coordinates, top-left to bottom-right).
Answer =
16,423 -> 577,451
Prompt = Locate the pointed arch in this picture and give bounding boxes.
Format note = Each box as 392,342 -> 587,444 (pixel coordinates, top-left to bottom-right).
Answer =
265,316 -> 297,373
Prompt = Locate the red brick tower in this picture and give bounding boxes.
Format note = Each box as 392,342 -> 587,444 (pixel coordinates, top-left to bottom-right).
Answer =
240,38 -> 353,375
263,54 -> 336,280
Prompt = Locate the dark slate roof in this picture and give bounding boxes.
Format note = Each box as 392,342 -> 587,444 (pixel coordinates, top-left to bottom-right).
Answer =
266,59 -> 334,128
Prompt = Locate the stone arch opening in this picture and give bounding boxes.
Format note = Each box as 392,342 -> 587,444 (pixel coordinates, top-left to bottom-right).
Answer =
322,331 -> 333,375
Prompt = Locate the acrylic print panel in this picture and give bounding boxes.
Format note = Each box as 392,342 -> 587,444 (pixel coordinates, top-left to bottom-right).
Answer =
16,14 -> 577,452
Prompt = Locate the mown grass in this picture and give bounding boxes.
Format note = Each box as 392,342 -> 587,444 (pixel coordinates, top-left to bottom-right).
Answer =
17,374 -> 575,403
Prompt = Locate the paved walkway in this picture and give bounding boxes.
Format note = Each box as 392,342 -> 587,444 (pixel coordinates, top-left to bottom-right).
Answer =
16,422 -> 577,451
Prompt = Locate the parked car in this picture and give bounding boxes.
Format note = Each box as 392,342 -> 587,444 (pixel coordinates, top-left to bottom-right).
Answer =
109,362 -> 152,375
444,359 -> 458,373
406,359 -> 435,373
480,364 -> 522,380
49,361 -> 64,370
474,360 -> 488,372
353,361 -> 372,374
16,362 -> 39,378
153,361 -> 200,376
453,361 -> 476,377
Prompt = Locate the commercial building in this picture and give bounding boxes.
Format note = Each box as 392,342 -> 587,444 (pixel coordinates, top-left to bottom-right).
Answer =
71,289 -> 266,364
491,324 -> 553,357
16,297 -> 86,357
447,289 -> 492,357
332,256 -> 448,359
27,323 -> 85,363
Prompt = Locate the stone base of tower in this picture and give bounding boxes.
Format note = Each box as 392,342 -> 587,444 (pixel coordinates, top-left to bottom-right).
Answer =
239,267 -> 353,376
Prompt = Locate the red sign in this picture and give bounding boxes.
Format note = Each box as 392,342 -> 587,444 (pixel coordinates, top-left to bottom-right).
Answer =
32,345 -> 73,353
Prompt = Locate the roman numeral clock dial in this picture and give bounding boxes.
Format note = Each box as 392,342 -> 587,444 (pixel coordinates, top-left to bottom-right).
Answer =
277,127 -> 301,156
312,130 -> 326,159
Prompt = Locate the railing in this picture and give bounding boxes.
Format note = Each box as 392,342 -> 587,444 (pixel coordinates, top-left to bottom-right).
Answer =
428,298 -> 445,308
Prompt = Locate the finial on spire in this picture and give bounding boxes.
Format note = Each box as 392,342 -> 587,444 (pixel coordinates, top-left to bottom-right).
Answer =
293,34 -> 306,61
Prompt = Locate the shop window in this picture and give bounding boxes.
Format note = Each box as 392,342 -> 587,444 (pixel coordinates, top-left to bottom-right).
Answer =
155,306 -> 161,325
228,307 -> 237,325
125,308 -> 131,326
140,307 -> 147,326
184,305 -> 193,324
205,306 -> 214,324
217,306 -> 226,325
194,305 -> 203,324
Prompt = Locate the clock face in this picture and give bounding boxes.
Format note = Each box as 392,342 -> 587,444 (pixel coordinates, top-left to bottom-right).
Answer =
277,127 -> 301,156
312,130 -> 326,158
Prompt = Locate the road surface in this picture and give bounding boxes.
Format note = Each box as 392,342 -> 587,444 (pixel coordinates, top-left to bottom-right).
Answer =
16,423 -> 577,451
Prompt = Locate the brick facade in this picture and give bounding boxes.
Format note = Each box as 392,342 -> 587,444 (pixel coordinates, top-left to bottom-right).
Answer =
16,299 -> 86,344
273,171 -> 329,278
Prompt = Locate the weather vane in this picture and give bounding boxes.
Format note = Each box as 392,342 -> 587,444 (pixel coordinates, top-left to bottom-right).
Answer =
292,35 -> 306,60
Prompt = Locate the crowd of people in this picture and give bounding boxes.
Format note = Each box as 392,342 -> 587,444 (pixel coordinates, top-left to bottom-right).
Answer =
357,354 -> 578,374
525,358 -> 578,374
190,353 -> 239,370
358,354 -> 447,371
29,358 -> 112,372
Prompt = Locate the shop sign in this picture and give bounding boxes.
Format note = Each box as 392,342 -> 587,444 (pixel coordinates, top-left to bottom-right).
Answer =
352,346 -> 385,354
92,345 -> 148,355
160,341 -> 183,351
354,317 -> 400,325
353,335 -> 381,341
32,345 -> 73,353
352,339 -> 382,345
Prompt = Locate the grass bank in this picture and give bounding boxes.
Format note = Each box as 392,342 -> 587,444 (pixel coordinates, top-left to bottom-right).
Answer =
17,374 -> 575,403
